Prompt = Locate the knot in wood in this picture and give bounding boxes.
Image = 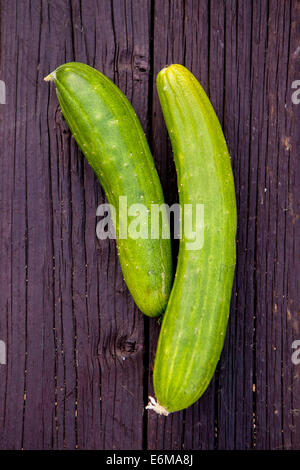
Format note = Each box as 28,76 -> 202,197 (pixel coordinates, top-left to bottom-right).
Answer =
117,335 -> 139,358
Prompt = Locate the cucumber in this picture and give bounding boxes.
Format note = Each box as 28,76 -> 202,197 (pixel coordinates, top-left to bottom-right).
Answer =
147,65 -> 237,414
45,62 -> 172,317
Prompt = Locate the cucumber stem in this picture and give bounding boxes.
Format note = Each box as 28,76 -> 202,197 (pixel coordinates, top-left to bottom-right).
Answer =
44,71 -> 56,82
146,396 -> 169,416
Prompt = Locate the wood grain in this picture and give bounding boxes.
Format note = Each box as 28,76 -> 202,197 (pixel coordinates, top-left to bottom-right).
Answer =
0,0 -> 299,450
147,0 -> 300,450
0,0 -> 151,450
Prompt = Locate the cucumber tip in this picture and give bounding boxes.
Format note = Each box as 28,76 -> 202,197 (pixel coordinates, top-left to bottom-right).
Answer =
146,396 -> 169,416
44,70 -> 56,82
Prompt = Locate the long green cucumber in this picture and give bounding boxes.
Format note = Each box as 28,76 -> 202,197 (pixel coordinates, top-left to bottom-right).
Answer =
45,62 -> 172,317
148,65 -> 237,414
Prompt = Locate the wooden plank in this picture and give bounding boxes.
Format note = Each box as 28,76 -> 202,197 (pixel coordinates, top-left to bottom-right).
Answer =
0,0 -> 151,450
147,0 -> 216,450
147,0 -> 299,450
0,0 -> 298,450
217,0 -> 255,450
253,0 -> 300,450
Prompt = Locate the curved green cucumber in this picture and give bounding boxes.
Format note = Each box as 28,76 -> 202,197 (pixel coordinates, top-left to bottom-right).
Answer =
45,62 -> 172,317
151,65 -> 237,413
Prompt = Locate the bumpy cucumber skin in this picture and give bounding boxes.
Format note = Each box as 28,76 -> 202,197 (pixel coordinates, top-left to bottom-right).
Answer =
48,62 -> 172,317
153,65 -> 237,412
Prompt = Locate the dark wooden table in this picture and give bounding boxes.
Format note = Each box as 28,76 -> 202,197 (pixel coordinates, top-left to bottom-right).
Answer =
0,0 -> 299,450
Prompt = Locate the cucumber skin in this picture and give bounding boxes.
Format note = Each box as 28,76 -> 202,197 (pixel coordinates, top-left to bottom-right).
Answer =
48,62 -> 173,317
154,65 -> 237,412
